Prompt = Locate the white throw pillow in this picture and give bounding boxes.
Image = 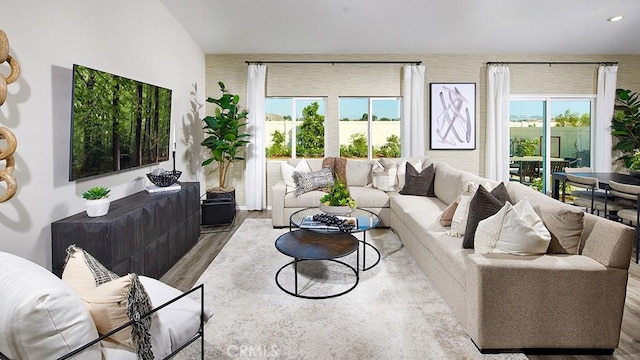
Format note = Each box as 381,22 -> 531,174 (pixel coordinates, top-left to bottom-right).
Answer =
0,251 -> 101,360
475,198 -> 552,255
397,159 -> 421,190
281,160 -> 310,193
449,181 -> 493,236
371,159 -> 398,191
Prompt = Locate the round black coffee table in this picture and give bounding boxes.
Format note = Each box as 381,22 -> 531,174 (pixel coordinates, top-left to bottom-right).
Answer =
275,230 -> 359,299
289,207 -> 381,271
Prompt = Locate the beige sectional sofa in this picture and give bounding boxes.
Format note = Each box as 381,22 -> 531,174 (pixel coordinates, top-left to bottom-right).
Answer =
271,157 -> 634,352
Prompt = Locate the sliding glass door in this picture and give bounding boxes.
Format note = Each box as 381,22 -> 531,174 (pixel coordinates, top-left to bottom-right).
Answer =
509,97 -> 592,195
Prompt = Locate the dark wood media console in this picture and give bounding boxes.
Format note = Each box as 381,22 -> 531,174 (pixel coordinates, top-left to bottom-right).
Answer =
51,182 -> 200,278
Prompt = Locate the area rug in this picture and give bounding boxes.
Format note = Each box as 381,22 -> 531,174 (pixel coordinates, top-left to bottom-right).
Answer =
175,219 -> 527,360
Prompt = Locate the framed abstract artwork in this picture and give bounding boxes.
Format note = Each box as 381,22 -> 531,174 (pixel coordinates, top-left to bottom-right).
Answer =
429,82 -> 476,150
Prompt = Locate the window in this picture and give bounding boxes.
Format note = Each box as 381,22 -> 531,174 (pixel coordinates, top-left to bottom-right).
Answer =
265,98 -> 326,159
509,97 -> 593,194
339,97 -> 401,159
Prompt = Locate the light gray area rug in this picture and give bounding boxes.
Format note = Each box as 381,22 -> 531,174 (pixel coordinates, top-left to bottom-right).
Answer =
175,219 -> 527,360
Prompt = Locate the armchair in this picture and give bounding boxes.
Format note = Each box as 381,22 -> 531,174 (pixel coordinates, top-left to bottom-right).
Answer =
0,251 -> 207,359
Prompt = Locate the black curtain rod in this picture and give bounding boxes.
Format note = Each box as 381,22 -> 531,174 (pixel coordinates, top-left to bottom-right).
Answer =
487,61 -> 618,66
245,60 -> 422,65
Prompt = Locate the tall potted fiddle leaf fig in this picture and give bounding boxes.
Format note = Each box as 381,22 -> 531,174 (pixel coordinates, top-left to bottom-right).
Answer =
612,88 -> 640,168
201,81 -> 251,192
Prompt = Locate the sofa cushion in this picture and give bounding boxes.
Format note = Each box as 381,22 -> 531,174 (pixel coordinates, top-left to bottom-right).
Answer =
434,162 -> 463,205
399,162 -> 435,197
475,199 -> 551,255
389,192 -> 445,226
0,251 -> 101,359
348,187 -> 390,208
463,184 -> 512,249
293,167 -> 334,197
346,160 -> 373,186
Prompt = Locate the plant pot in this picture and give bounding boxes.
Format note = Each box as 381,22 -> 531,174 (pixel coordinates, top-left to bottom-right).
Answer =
202,188 -> 236,226
319,204 -> 355,216
85,198 -> 110,217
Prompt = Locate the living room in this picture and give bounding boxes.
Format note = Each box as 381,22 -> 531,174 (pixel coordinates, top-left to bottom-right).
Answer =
2,0 -> 640,359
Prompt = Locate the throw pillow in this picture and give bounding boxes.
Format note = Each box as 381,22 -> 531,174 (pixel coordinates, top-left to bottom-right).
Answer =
322,157 -> 348,185
397,159 -> 422,190
475,198 -> 552,255
399,163 -> 435,197
281,160 -> 311,193
439,200 -> 459,227
450,181 -> 493,236
462,183 -> 512,249
62,244 -> 120,294
62,245 -> 153,359
81,274 -> 153,359
293,167 -> 334,197
371,159 -> 398,191
535,204 -> 584,254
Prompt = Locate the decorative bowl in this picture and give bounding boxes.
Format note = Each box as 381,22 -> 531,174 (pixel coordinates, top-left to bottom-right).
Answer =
146,170 -> 182,187
319,203 -> 355,216
630,169 -> 640,179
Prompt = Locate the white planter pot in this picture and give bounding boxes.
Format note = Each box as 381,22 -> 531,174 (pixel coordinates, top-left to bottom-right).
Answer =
85,198 -> 110,217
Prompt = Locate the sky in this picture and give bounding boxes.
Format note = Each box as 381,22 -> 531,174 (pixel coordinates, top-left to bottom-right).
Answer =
510,100 -> 592,117
265,97 -> 401,120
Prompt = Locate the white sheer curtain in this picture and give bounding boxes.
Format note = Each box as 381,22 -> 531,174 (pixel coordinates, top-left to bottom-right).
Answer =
245,64 -> 267,210
401,65 -> 426,157
485,64 -> 511,182
594,65 -> 618,172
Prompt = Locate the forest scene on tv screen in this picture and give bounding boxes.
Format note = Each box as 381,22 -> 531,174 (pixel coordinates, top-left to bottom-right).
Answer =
70,64 -> 172,181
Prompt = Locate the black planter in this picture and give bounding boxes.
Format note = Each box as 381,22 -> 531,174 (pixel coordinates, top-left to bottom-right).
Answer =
201,189 -> 236,226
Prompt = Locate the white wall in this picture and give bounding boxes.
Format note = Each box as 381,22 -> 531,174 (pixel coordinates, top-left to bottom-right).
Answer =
0,0 -> 206,269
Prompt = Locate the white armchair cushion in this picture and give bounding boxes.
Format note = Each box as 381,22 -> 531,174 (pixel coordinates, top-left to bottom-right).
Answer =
139,277 -> 211,357
0,251 -> 100,359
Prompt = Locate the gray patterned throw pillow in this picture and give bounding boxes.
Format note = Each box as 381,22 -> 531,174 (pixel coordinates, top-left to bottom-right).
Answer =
293,167 -> 334,197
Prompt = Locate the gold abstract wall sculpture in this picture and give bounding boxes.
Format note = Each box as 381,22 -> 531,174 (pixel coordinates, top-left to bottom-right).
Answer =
0,29 -> 18,202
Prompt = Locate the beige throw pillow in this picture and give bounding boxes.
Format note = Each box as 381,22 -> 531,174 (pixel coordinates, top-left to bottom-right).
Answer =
439,200 -> 459,227
449,181 -> 493,236
371,159 -> 398,191
475,198 -> 551,255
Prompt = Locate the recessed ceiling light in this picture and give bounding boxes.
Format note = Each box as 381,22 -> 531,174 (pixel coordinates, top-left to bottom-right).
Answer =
607,15 -> 624,22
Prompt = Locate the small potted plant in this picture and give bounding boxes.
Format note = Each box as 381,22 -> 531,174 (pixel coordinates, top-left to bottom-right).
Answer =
82,186 -> 111,217
319,182 -> 357,215
629,150 -> 640,178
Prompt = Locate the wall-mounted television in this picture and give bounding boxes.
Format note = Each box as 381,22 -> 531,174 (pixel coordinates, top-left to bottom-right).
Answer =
70,64 -> 172,181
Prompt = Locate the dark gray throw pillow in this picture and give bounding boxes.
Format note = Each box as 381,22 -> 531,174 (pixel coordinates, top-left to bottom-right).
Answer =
399,163 -> 435,197
462,183 -> 512,249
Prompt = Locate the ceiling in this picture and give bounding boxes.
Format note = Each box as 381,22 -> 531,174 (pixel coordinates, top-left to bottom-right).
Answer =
160,0 -> 640,55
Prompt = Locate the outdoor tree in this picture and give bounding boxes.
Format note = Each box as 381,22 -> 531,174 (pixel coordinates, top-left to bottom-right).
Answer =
553,109 -> 590,127
296,102 -> 325,157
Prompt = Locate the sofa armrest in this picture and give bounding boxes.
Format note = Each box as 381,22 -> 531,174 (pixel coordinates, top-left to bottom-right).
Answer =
272,180 -> 287,227
581,213 -> 634,269
465,253 -> 628,350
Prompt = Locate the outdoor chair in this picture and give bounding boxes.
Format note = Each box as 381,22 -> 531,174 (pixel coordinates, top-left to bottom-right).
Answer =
608,180 -> 640,263
565,173 -> 623,217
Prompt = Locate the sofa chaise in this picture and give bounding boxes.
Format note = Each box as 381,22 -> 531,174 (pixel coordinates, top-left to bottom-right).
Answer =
271,157 -> 634,352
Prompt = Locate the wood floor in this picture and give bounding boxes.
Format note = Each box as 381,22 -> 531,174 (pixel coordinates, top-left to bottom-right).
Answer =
161,210 -> 640,359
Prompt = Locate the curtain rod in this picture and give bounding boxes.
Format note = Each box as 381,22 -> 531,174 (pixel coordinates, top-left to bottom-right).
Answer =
486,61 -> 618,66
245,60 -> 422,65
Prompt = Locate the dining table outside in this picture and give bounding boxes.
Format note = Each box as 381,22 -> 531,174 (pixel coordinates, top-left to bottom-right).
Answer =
550,171 -> 640,200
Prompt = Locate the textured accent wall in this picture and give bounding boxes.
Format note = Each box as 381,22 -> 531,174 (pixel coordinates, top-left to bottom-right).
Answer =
206,54 -> 640,207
